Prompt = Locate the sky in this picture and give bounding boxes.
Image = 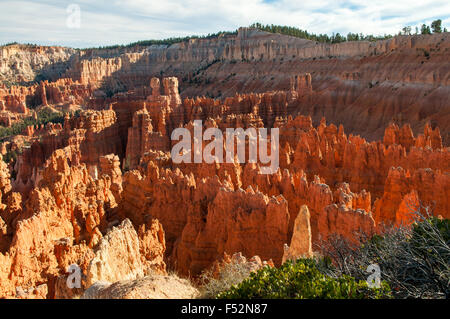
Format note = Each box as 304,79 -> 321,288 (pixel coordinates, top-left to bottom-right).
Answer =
1,0 -> 449,48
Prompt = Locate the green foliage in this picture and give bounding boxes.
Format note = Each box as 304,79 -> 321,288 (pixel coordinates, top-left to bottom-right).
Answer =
80,31 -> 238,50
1,42 -> 18,47
346,32 -> 361,41
425,217 -> 450,242
0,42 -> 39,48
421,24 -> 432,35
411,217 -> 450,260
402,26 -> 412,35
431,19 -> 442,33
249,22 -> 393,43
3,149 -> 18,163
217,258 -> 391,299
123,156 -> 131,172
320,212 -> 450,299
0,108 -> 65,139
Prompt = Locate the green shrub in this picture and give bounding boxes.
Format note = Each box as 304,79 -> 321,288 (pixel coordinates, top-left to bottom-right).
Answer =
217,258 -> 391,299
0,109 -> 65,139
3,149 -> 18,163
319,211 -> 450,299
249,22 -> 393,43
123,156 -> 132,172
412,216 -> 449,243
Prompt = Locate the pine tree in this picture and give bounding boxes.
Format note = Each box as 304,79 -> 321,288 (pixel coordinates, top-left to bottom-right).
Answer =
431,19 -> 442,33
421,24 -> 431,34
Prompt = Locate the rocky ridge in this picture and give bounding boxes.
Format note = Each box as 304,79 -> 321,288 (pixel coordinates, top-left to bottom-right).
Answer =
1,29 -> 449,143
0,29 -> 448,298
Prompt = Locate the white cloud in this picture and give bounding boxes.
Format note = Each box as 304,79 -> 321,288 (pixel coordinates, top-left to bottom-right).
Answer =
0,0 -> 449,47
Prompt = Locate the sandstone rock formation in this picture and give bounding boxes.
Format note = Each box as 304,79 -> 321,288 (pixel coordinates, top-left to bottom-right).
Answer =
3,30 -> 450,143
0,44 -> 75,83
81,274 -> 198,299
0,150 -> 166,298
282,205 -> 313,263
1,74 -> 448,291
0,30 -> 448,298
86,218 -> 166,287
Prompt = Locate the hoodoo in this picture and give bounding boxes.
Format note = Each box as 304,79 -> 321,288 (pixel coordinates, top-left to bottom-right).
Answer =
0,14 -> 449,300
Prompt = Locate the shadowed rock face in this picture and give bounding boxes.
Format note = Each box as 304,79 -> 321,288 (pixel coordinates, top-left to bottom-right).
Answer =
0,30 -> 449,298
0,44 -> 75,83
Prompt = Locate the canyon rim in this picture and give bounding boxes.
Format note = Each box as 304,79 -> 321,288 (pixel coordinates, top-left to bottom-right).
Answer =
0,0 -> 449,304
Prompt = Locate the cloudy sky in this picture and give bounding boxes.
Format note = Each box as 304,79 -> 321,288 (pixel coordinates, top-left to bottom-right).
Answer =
1,0 -> 449,48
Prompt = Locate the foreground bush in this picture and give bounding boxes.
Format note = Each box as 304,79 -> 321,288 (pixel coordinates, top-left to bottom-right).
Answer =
217,258 -> 391,299
320,211 -> 450,299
